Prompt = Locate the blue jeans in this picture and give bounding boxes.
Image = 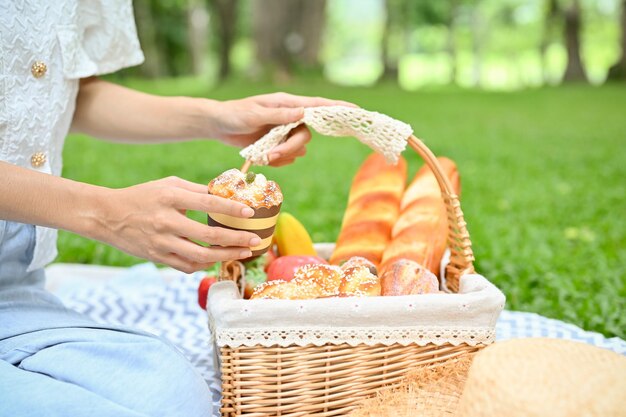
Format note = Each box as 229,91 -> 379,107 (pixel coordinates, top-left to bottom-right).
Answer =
0,221 -> 213,416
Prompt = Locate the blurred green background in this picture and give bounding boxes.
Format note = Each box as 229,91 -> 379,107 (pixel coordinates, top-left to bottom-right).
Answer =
59,0 -> 626,338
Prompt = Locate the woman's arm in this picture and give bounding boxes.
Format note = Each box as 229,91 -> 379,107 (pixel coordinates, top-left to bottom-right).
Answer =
71,78 -> 354,166
0,161 -> 259,272
71,78 -> 208,143
0,161 -> 100,236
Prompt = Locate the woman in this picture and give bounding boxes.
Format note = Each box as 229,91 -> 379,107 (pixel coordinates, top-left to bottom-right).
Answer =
0,1 -> 348,415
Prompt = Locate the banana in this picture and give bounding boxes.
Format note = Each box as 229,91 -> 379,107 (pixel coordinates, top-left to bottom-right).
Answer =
274,212 -> 317,256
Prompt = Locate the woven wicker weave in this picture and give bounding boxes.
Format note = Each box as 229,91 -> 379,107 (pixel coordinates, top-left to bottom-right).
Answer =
217,135 -> 480,416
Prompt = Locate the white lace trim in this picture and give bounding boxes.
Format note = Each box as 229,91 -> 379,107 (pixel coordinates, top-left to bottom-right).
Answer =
212,326 -> 495,348
240,106 -> 412,165
208,275 -> 505,348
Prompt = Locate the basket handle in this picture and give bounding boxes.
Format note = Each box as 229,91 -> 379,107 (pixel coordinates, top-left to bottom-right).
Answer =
239,133 -> 474,292
405,136 -> 475,291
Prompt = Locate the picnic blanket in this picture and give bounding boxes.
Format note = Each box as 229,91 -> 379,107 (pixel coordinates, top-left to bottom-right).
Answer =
50,262 -> 626,402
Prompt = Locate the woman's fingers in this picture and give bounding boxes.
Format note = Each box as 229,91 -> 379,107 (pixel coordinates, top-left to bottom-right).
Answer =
157,253 -> 211,274
254,93 -> 359,126
271,158 -> 297,167
257,93 -> 358,109
158,252 -> 218,274
165,237 -> 251,265
269,125 -> 311,163
258,106 -> 304,125
176,215 -> 260,247
170,188 -> 254,218
162,176 -> 208,194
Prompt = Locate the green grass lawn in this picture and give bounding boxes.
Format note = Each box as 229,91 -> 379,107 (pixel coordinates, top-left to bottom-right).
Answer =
58,78 -> 626,338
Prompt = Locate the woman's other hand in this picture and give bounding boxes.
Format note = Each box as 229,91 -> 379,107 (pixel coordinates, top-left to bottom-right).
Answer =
96,176 -> 260,273
205,93 -> 356,166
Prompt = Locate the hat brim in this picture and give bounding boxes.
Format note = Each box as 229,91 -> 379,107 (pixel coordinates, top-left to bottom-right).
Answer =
349,354 -> 473,416
351,338 -> 626,417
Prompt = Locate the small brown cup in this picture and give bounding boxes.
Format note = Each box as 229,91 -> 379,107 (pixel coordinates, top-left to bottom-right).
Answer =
207,195 -> 281,258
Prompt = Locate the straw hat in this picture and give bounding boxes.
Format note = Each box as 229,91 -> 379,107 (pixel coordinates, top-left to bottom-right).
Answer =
350,338 -> 626,417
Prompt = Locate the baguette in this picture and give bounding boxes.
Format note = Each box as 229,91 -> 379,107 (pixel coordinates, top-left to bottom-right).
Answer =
379,157 -> 460,277
330,153 -> 407,268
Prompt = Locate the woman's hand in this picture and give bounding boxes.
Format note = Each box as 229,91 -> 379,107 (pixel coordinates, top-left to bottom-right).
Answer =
0,163 -> 258,273
95,176 -> 261,273
206,93 -> 355,166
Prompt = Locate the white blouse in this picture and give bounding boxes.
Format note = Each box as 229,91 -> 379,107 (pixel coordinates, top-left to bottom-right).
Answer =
0,0 -> 144,271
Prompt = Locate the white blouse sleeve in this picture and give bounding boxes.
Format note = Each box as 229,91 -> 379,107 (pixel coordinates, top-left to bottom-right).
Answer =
56,0 -> 145,79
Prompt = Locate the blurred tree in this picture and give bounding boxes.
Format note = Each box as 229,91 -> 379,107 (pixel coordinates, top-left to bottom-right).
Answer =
470,1 -> 486,86
562,0 -> 588,82
380,0 -> 403,80
134,0 -> 166,77
446,0 -> 460,83
252,0 -> 326,80
298,0 -> 327,69
210,0 -> 239,80
607,0 -> 626,80
540,0 -> 561,83
135,1 -> 192,77
187,0 -> 209,76
252,0 -> 291,78
381,0 -> 459,83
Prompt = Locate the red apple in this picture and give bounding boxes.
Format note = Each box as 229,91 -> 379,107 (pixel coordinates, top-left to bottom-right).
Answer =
267,256 -> 328,282
264,247 -> 278,272
197,275 -> 217,310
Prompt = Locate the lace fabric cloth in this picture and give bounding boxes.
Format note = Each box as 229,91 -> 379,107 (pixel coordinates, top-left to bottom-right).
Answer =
208,274 -> 505,348
240,106 -> 413,165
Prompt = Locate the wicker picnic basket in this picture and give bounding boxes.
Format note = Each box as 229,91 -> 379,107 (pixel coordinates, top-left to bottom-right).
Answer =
207,108 -> 505,416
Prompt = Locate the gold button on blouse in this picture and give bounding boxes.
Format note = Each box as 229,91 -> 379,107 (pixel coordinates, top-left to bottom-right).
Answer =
31,61 -> 47,78
31,152 -> 47,168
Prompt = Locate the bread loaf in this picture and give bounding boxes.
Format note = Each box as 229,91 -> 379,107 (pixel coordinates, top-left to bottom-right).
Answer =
249,278 -> 326,300
330,153 -> 407,268
250,259 -> 381,299
339,267 -> 381,297
380,259 -> 439,296
379,157 -> 460,277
